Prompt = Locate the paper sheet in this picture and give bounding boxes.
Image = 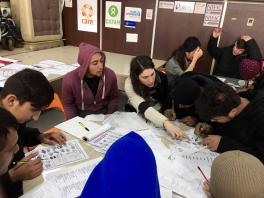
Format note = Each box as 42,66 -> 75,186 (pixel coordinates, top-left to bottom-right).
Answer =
20,181 -> 61,198
85,114 -> 105,122
26,140 -> 88,170
43,158 -> 102,198
21,158 -> 102,198
88,131 -> 123,153
103,112 -> 149,131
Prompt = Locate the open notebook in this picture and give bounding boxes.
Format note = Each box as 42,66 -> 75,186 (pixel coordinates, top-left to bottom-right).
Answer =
55,116 -> 111,141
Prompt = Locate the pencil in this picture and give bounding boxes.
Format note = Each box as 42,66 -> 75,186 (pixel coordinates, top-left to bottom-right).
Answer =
13,158 -> 47,165
78,122 -> 90,131
12,160 -> 28,165
197,166 -> 209,182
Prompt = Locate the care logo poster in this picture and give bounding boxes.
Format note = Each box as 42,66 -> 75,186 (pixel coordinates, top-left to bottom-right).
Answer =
77,0 -> 98,32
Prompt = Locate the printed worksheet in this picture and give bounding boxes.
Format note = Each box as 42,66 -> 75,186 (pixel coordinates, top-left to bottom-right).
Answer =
21,158 -> 102,198
88,131 -> 123,153
27,140 -> 88,170
44,158 -> 102,198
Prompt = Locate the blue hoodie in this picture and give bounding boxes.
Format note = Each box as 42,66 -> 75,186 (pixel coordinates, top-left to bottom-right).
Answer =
80,132 -> 161,198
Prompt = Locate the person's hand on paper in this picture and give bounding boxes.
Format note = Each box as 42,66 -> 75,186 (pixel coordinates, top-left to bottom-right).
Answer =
202,135 -> 222,151
203,180 -> 212,198
194,122 -> 213,137
163,109 -> 176,121
39,130 -> 66,145
9,153 -> 43,182
179,116 -> 198,127
164,120 -> 185,139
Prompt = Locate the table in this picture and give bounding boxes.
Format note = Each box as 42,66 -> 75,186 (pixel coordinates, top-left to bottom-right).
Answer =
23,132 -> 102,193
3,46 -> 166,90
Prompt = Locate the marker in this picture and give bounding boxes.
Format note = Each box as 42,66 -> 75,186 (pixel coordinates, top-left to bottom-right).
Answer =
78,122 -> 89,131
197,166 -> 209,182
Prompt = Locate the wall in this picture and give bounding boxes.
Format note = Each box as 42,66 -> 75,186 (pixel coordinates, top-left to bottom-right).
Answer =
62,0 -> 264,74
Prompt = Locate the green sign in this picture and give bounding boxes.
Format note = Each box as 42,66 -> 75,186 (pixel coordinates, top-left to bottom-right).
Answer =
108,5 -> 118,17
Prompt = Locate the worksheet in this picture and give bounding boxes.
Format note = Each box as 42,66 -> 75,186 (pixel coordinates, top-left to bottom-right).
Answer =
27,140 -> 88,170
20,158 -> 102,198
88,131 -> 123,153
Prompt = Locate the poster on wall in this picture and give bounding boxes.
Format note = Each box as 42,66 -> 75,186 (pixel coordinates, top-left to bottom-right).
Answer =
105,1 -> 122,29
124,7 -> 142,22
174,1 -> 195,13
77,0 -> 98,32
65,0 -> 73,8
159,1 -> 174,9
194,2 -> 206,14
203,3 -> 223,27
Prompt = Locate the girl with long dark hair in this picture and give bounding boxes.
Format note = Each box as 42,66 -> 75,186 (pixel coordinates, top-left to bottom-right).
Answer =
125,56 -> 185,139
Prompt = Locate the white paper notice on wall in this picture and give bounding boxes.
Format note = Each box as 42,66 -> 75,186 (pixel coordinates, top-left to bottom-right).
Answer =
125,7 -> 142,22
203,3 -> 223,27
126,33 -> 138,43
159,1 -> 175,9
146,9 -> 153,20
247,18 -> 254,27
105,1 -> 122,29
77,0 -> 98,32
194,2 -> 206,14
174,1 -> 195,13
65,0 -> 72,8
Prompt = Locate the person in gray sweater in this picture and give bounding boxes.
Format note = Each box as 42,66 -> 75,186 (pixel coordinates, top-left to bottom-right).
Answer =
166,37 -> 203,87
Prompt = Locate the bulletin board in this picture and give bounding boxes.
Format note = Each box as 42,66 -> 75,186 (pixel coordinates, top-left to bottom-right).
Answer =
219,2 -> 264,56
101,0 -> 156,56
153,0 -> 224,74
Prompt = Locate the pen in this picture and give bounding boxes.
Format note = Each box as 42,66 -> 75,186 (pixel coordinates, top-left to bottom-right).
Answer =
78,122 -> 90,131
197,166 -> 209,183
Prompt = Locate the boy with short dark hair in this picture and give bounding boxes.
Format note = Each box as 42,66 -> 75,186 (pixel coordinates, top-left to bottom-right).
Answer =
0,69 -> 66,198
195,83 -> 264,161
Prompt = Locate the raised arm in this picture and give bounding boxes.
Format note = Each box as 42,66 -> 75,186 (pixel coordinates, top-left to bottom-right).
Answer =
207,28 -> 223,60
242,35 -> 262,60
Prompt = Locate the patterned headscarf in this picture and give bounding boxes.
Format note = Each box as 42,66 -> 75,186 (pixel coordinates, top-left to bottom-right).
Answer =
240,59 -> 263,80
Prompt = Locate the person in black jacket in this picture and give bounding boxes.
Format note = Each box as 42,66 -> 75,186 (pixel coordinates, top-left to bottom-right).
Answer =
207,28 -> 262,79
170,71 -> 223,126
195,82 -> 264,162
0,69 -> 66,198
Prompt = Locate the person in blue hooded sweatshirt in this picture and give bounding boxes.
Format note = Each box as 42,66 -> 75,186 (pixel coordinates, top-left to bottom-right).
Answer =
80,131 -> 161,198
